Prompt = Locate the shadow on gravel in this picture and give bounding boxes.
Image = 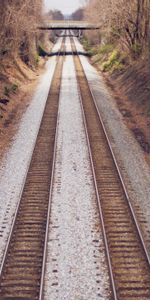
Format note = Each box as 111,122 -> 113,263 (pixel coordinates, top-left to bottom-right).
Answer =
48,51 -> 90,57
38,48 -> 90,57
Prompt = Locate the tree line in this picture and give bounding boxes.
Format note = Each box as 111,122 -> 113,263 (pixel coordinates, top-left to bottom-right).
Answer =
82,0 -> 150,57
0,0 -> 42,64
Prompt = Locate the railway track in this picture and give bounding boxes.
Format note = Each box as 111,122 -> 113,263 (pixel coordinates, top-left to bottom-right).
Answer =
0,33 -> 150,300
0,39 -> 65,299
71,36 -> 150,300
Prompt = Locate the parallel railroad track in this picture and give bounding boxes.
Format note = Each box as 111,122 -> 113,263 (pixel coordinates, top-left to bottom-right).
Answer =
0,39 -> 65,299
71,37 -> 150,300
0,33 -> 150,300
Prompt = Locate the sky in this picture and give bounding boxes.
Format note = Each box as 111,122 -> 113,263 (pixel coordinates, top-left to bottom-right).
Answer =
44,0 -> 83,15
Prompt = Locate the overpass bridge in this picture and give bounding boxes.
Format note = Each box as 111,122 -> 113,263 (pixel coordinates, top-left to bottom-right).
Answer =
39,20 -> 100,30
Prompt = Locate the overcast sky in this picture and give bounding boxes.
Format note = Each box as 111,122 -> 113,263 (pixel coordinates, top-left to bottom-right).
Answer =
44,0 -> 83,15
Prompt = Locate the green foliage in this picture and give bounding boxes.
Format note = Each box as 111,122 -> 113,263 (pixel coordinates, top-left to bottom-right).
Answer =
98,44 -> 114,55
88,47 -> 98,56
82,39 -> 114,59
102,50 -> 118,71
82,38 -> 126,73
101,50 -> 124,72
90,43 -> 116,66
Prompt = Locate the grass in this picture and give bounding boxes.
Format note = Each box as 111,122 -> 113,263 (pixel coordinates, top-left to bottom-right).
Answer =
98,44 -> 114,55
82,38 -> 126,73
90,43 -> 125,72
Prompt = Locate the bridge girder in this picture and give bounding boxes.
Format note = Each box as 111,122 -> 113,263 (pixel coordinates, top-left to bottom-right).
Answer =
38,21 -> 100,31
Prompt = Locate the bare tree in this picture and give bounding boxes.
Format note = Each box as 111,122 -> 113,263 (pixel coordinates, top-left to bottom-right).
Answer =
83,0 -> 150,55
47,9 -> 64,20
0,0 -> 43,64
71,8 -> 84,21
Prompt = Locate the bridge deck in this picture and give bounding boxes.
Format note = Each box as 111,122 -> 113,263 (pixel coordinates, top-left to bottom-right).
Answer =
39,21 -> 100,30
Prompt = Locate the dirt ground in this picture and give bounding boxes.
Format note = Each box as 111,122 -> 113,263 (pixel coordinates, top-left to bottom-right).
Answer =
0,56 -> 46,161
100,62 -> 150,166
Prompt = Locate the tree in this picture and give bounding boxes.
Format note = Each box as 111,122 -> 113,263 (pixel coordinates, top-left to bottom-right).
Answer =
47,9 -> 64,20
71,8 -> 84,20
0,0 -> 43,64
83,0 -> 150,55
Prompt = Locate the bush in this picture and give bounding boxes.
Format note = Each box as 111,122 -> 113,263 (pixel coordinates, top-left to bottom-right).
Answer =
101,49 -> 125,72
98,44 -> 114,55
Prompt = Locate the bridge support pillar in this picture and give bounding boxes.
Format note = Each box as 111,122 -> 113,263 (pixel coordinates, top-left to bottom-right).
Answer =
78,30 -> 83,39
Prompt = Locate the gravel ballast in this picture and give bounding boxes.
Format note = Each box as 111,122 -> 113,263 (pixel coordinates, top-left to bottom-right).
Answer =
74,37 -> 150,253
0,38 -> 63,263
44,41 -> 111,300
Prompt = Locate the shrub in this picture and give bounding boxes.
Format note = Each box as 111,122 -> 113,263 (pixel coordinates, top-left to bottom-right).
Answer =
98,44 -> 114,55
101,50 -> 124,72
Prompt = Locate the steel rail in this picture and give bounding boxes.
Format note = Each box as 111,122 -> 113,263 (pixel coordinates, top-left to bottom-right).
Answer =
71,36 -> 150,299
70,35 -> 118,300
0,47 -> 61,276
38,88 -> 59,300
75,42 -> 150,267
0,38 -> 65,299
78,72 -> 118,300
39,36 -> 66,300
